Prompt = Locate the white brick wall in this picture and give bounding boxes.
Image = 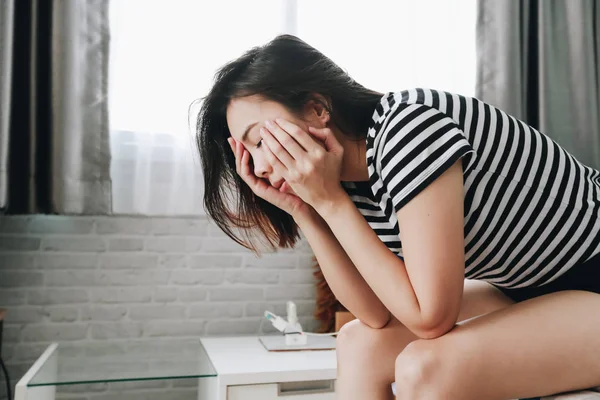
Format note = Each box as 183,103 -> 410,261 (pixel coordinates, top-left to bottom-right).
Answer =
0,215 -> 317,400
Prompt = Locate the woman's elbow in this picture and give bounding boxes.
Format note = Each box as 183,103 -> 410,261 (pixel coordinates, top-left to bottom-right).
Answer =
362,311 -> 392,330
413,315 -> 457,339
415,323 -> 453,339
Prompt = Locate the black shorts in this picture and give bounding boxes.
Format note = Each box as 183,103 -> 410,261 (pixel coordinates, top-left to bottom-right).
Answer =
493,252 -> 600,303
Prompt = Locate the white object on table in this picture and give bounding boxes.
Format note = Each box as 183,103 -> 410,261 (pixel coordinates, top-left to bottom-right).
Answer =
199,336 -> 337,400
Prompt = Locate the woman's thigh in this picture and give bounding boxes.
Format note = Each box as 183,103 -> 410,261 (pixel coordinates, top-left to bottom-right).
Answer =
395,290 -> 600,400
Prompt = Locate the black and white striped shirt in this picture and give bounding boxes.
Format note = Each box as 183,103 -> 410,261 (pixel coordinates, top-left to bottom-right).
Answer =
344,89 -> 600,288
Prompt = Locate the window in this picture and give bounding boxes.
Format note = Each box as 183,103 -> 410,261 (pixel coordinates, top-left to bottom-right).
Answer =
109,0 -> 476,215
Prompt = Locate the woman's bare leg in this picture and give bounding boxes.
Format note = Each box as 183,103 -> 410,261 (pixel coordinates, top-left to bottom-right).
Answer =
335,279 -> 514,399
394,290 -> 600,399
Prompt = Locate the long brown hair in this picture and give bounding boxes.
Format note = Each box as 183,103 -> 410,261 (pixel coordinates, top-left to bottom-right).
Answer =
196,35 -> 381,252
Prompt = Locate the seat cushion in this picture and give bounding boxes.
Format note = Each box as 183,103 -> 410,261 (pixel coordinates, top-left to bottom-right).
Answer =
539,388 -> 600,399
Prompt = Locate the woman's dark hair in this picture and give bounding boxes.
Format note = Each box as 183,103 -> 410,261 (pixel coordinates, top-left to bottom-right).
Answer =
196,34 -> 382,253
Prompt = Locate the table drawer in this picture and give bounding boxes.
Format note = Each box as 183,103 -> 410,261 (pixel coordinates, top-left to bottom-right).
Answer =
228,380 -> 336,400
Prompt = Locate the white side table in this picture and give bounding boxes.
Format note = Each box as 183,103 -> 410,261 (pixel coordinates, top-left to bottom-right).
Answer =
14,336 -> 335,400
199,336 -> 337,400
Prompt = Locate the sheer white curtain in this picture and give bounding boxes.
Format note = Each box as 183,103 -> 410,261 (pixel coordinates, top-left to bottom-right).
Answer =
109,0 -> 476,216
109,0 -> 285,215
297,0 -> 476,94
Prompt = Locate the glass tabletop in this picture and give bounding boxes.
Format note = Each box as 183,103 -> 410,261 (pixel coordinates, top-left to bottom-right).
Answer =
28,339 -> 217,387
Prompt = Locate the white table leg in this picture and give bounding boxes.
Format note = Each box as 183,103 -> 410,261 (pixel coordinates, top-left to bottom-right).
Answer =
14,343 -> 58,400
197,376 -> 224,400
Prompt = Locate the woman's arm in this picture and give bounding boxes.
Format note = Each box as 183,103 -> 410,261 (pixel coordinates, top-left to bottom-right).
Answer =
294,208 -> 391,329
259,118 -> 465,339
317,162 -> 466,339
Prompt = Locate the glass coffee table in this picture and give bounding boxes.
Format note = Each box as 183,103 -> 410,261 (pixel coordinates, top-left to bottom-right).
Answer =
15,339 -> 217,400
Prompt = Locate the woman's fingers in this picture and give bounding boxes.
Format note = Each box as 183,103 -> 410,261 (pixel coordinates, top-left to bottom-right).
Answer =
306,126 -> 328,141
260,132 -> 290,180
307,126 -> 343,153
240,149 -> 252,178
229,138 -> 262,189
227,136 -> 300,214
275,118 -> 321,152
232,139 -> 252,186
239,147 -> 284,200
227,138 -> 235,160
235,140 -> 243,174
264,120 -> 307,160
260,127 -> 295,169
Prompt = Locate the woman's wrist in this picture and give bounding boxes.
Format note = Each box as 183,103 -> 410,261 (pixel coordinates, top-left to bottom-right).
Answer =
292,186 -> 349,226
292,204 -> 322,226
314,187 -> 351,220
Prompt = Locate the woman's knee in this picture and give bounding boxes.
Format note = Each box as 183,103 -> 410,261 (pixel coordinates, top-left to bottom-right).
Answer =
394,339 -> 453,398
395,340 -> 439,384
336,319 -> 388,367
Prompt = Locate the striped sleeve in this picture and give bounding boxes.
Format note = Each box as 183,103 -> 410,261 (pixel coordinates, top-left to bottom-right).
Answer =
377,103 -> 474,212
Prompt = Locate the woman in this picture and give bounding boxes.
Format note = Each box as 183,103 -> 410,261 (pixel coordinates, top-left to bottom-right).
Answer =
197,35 -> 600,399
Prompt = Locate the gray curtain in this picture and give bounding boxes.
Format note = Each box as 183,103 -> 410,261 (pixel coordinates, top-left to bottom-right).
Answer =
0,0 -> 111,214
476,0 -> 600,169
0,0 -> 14,212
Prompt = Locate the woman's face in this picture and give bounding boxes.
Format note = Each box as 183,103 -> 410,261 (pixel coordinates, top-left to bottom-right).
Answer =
226,95 -> 320,193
